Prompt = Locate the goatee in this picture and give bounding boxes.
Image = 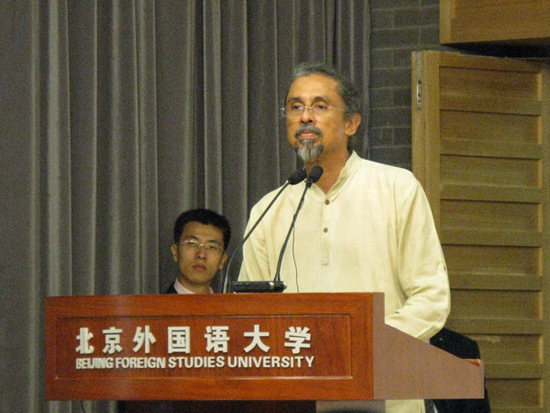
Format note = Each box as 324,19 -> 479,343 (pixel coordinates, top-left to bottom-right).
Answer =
294,124 -> 323,163
296,139 -> 324,163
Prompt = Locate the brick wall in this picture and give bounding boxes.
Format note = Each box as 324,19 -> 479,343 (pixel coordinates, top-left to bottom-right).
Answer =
368,0 -> 443,169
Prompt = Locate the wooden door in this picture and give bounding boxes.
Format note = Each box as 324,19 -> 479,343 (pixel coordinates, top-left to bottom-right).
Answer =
412,51 -> 550,412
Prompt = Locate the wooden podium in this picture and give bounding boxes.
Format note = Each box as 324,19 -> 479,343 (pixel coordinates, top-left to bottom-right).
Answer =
46,293 -> 484,410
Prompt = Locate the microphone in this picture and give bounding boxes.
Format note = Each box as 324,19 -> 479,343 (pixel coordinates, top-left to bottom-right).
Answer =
306,165 -> 324,186
221,169 -> 307,293
231,166 -> 323,293
272,165 -> 324,286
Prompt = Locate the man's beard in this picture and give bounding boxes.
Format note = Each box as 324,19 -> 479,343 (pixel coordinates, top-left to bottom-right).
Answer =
296,140 -> 323,163
295,124 -> 323,163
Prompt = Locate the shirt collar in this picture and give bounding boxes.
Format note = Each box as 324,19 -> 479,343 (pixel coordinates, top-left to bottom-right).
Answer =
310,150 -> 361,197
174,278 -> 213,294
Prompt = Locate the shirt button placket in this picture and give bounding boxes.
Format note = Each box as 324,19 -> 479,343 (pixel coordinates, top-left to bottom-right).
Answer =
320,198 -> 331,265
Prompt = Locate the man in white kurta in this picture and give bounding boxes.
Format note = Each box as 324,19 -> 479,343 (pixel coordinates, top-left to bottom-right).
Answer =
239,63 -> 450,412
239,151 -> 449,342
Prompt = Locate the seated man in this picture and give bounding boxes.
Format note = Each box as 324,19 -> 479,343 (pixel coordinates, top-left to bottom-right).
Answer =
166,208 -> 230,294
119,209 -> 232,412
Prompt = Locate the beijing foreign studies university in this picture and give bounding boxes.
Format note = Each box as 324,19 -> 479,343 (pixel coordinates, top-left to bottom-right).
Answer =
75,354 -> 316,371
72,323 -> 315,373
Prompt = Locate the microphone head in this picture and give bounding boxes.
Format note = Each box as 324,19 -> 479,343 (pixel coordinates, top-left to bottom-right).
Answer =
306,165 -> 324,186
288,169 -> 307,185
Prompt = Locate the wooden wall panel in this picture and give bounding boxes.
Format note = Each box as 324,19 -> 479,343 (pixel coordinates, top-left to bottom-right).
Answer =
412,51 -> 549,412
440,0 -> 550,45
441,156 -> 540,187
441,111 -> 540,143
440,200 -> 540,232
450,290 -> 540,319
490,379 -> 541,406
471,334 -> 541,364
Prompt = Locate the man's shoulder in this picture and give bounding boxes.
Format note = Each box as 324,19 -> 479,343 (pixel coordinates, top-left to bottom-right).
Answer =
354,155 -> 417,183
164,282 -> 178,294
251,182 -> 294,211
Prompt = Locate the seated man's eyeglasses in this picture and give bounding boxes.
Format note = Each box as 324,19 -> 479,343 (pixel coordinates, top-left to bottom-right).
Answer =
281,101 -> 346,118
178,239 -> 224,254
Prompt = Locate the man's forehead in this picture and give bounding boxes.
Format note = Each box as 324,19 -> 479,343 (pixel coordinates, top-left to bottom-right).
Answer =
287,74 -> 341,101
181,222 -> 223,241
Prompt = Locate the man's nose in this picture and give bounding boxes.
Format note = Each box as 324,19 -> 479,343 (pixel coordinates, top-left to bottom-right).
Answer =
299,106 -> 315,123
195,245 -> 207,258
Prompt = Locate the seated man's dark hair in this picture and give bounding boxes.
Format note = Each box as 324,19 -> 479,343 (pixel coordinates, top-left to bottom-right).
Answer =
173,208 -> 231,250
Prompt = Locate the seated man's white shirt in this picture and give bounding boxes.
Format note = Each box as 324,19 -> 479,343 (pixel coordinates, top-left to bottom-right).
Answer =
173,278 -> 213,294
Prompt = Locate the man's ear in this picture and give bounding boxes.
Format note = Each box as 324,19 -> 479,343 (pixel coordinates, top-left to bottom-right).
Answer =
219,252 -> 229,270
170,244 -> 179,262
345,113 -> 361,136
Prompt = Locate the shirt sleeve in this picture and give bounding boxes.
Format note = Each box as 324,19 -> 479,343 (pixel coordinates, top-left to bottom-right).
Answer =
385,178 -> 451,341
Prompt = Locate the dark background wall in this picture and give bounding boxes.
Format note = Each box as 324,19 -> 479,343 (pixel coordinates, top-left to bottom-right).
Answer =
368,0 -> 442,169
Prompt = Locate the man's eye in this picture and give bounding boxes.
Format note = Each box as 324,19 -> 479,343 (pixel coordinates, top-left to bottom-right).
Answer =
289,103 -> 304,111
314,103 -> 329,111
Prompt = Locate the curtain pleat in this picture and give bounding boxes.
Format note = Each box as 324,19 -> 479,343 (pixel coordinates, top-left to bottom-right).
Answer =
68,0 -> 99,295
202,0 -> 224,210
0,1 -> 370,411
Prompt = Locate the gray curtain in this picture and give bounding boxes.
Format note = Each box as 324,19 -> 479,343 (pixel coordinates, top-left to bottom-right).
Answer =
0,0 -> 370,411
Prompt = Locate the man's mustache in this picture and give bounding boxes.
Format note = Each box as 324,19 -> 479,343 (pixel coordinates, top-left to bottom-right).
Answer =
295,124 -> 322,138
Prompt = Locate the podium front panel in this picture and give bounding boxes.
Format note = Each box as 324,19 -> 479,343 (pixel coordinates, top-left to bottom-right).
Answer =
46,293 -> 376,401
